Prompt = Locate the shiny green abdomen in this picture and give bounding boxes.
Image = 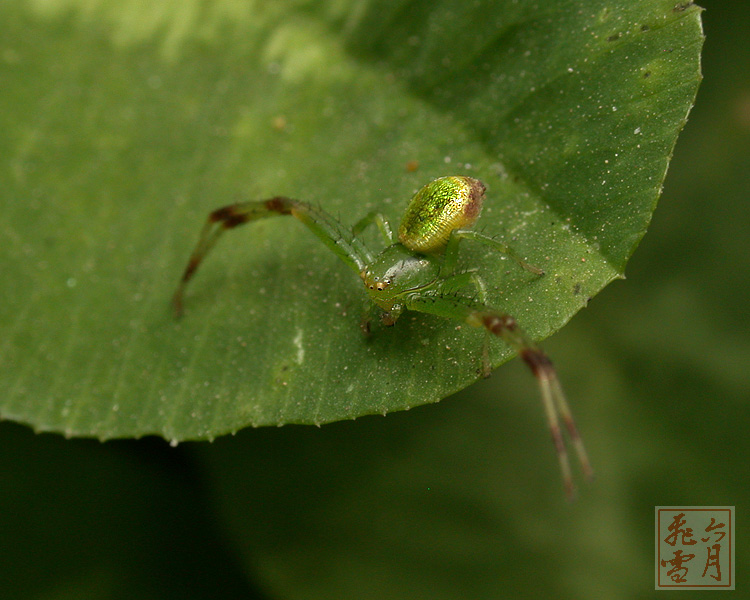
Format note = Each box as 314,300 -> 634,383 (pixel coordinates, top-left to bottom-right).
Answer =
398,176 -> 485,253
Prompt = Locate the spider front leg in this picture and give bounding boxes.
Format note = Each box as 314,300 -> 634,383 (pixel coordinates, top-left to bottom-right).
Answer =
173,197 -> 370,316
404,291 -> 593,499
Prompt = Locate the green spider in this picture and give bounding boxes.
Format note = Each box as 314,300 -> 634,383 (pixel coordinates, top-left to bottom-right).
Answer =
173,176 -> 592,497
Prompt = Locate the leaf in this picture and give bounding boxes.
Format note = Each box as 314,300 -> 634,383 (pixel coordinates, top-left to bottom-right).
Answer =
0,0 -> 703,441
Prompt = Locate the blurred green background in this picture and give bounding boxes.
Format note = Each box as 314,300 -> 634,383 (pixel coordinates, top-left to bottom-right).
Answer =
0,1 -> 746,599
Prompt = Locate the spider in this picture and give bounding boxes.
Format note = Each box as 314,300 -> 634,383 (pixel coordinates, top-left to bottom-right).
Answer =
173,176 -> 593,497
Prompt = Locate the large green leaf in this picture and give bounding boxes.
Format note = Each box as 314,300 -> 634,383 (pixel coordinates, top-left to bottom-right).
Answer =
0,0 -> 702,441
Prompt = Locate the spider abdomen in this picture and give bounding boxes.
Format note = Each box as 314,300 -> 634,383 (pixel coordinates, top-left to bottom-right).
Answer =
398,176 -> 485,253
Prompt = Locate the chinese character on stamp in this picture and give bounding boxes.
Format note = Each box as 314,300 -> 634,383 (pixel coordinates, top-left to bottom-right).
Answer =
656,506 -> 735,590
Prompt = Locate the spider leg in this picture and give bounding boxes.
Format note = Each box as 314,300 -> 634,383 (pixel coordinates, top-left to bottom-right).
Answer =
441,229 -> 544,277
352,212 -> 395,245
438,271 -> 492,377
403,291 -> 593,499
173,197 -> 370,317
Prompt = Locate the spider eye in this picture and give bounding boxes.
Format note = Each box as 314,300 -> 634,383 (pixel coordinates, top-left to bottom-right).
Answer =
362,271 -> 391,292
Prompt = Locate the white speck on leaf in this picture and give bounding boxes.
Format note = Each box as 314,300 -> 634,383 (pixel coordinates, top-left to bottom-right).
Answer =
294,328 -> 304,364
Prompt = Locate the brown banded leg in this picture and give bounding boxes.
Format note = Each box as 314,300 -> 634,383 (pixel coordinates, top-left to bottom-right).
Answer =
404,292 -> 593,499
172,198 -> 294,317
479,312 -> 594,499
173,197 -> 369,317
